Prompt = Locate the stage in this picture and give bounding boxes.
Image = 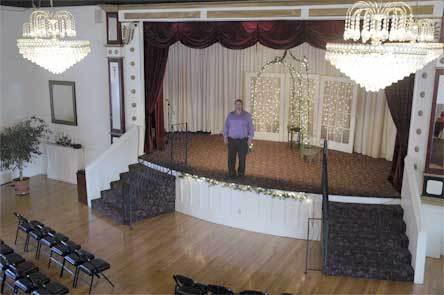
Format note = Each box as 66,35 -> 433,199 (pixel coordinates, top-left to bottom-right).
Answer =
140,133 -> 400,199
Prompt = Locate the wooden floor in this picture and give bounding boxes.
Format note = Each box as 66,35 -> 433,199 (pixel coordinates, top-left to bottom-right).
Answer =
0,176 -> 442,295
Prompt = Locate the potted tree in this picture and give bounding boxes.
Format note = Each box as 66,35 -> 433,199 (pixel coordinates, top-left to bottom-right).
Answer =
0,116 -> 50,195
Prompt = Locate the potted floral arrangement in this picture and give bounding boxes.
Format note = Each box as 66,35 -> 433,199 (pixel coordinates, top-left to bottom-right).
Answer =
0,116 -> 50,195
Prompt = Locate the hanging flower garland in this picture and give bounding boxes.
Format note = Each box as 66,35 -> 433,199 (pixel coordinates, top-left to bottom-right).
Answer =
178,172 -> 310,202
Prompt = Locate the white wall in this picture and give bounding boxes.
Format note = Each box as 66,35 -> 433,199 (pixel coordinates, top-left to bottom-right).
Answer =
406,58 -> 444,258
0,5 -> 110,184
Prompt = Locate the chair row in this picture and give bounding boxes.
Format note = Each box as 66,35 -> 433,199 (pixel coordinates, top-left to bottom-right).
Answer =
13,212 -> 114,294
173,275 -> 268,295
0,239 -> 68,294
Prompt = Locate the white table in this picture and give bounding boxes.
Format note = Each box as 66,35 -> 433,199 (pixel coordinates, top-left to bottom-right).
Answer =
46,143 -> 84,184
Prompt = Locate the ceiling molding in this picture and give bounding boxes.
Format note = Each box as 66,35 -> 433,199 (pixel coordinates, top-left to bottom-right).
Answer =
207,9 -> 301,19
1,0 -> 426,8
0,0 -> 222,8
117,1 -> 443,22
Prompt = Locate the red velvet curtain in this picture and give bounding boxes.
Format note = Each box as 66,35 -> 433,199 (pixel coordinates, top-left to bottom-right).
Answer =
143,45 -> 169,152
385,74 -> 416,192
143,20 -> 344,153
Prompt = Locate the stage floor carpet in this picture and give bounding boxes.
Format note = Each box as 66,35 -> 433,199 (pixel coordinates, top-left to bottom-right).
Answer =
141,134 -> 400,198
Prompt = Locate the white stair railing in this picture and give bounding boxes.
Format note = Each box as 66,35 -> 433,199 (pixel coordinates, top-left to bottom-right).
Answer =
402,155 -> 426,284
85,126 -> 139,206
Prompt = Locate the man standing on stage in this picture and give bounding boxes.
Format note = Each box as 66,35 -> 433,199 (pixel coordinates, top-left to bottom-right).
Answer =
223,99 -> 254,178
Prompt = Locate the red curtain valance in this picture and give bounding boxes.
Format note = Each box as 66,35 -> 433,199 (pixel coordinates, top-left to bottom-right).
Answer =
143,20 -> 345,153
143,20 -> 344,50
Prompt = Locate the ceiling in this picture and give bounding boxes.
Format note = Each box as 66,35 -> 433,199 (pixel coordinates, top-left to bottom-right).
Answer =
0,0 -> 232,7
0,0 -> 370,8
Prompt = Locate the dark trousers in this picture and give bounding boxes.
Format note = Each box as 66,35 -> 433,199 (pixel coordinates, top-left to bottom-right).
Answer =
227,138 -> 248,177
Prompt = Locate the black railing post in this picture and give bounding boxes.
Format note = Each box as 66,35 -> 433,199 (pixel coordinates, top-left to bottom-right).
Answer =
321,140 -> 329,273
170,125 -> 174,173
185,123 -> 188,166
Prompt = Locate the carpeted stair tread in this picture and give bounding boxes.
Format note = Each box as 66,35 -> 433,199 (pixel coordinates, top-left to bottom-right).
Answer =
329,233 -> 409,250
129,163 -> 172,179
329,220 -> 406,234
101,190 -> 123,207
110,180 -> 123,192
119,171 -> 130,182
326,201 -> 413,282
329,247 -> 412,264
327,260 -> 414,281
92,163 -> 176,225
330,220 -> 405,230
91,199 -> 124,224
329,204 -> 403,219
329,202 -> 403,211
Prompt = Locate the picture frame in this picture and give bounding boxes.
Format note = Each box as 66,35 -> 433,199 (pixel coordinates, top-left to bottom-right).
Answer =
424,69 -> 444,175
49,80 -> 78,126
108,58 -> 126,135
106,12 -> 122,45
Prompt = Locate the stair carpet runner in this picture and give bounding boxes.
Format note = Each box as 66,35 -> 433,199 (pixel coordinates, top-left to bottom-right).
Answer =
326,202 -> 414,281
92,163 -> 414,282
91,163 -> 176,224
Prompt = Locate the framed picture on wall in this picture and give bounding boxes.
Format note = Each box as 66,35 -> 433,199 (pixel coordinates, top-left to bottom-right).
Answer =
108,58 -> 125,135
425,68 -> 444,175
106,12 -> 122,45
49,80 -> 78,126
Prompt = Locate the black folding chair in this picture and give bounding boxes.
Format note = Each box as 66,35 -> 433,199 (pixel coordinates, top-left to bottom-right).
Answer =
207,284 -> 234,295
77,258 -> 114,294
173,274 -> 207,295
13,212 -> 33,251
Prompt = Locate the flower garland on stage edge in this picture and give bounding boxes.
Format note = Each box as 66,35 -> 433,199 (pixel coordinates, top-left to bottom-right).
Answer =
178,172 -> 310,202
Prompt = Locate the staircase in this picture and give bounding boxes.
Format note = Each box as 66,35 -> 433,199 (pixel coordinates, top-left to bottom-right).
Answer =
326,201 -> 414,281
91,163 -> 176,224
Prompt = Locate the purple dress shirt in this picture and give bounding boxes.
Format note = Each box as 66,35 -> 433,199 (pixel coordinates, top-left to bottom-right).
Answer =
223,111 -> 254,139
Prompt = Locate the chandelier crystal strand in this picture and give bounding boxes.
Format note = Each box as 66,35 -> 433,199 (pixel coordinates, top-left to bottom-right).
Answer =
326,1 -> 443,92
17,8 -> 91,74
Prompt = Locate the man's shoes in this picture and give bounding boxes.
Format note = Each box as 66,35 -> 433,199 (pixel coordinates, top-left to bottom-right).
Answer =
228,173 -> 237,179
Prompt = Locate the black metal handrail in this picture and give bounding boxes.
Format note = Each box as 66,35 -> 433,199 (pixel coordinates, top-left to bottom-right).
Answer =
124,123 -> 190,229
169,122 -> 189,170
304,140 -> 329,274
321,140 -> 329,273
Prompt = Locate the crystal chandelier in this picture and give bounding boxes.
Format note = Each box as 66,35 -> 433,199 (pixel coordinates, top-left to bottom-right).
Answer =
17,4 -> 91,74
325,1 -> 443,92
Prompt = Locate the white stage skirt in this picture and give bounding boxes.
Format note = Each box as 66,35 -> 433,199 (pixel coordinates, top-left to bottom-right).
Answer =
143,161 -> 323,240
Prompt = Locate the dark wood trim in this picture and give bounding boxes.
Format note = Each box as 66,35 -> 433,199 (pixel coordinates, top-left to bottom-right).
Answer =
441,15 -> 444,42
108,57 -> 126,135
106,12 -> 122,45
111,133 -> 122,144
49,80 -> 78,126
425,68 -> 444,175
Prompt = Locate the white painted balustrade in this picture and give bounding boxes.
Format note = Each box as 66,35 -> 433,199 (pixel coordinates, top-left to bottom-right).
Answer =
402,156 -> 426,284
85,127 -> 139,206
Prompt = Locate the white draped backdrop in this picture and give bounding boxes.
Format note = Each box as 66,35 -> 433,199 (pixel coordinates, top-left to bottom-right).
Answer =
163,42 -> 396,160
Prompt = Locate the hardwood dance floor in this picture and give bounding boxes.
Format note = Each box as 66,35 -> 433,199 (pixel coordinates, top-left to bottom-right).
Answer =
1,176 -> 442,294
141,134 -> 400,198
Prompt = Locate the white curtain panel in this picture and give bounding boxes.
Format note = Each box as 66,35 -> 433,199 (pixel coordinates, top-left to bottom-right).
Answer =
354,89 -> 396,161
163,42 -> 396,159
